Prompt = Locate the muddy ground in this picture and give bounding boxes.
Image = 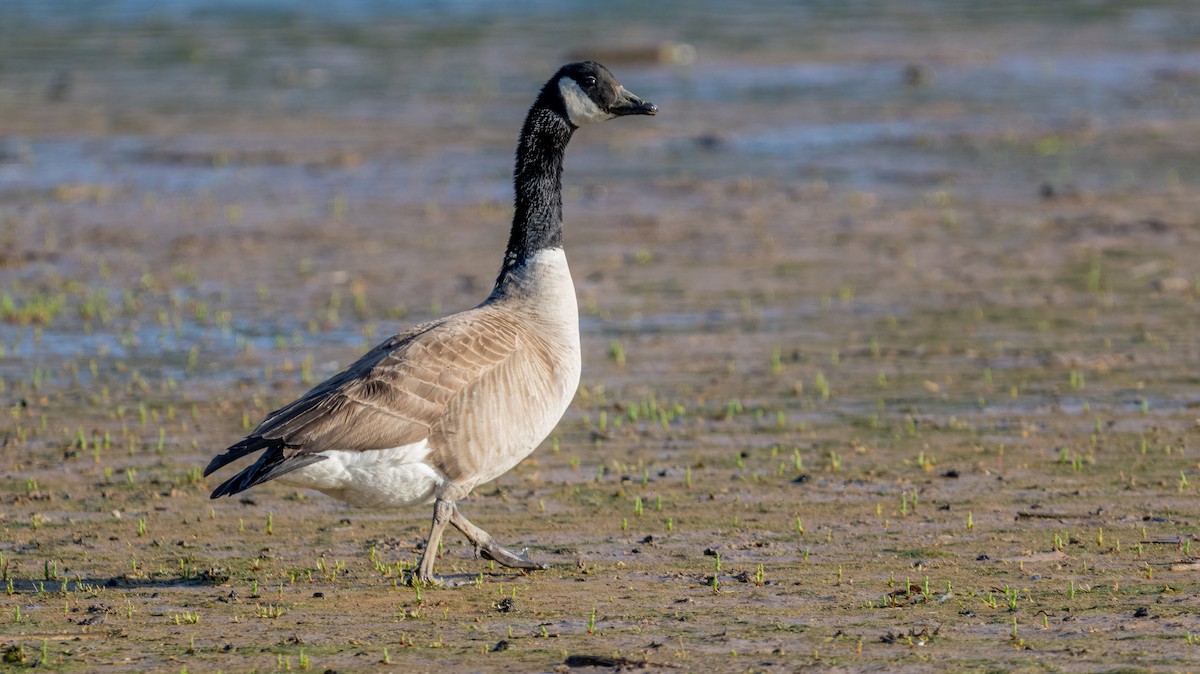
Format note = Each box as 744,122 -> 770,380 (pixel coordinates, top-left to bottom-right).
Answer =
2,3 -> 1200,672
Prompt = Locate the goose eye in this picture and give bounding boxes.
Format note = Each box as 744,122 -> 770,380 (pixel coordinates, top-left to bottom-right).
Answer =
581,75 -> 597,87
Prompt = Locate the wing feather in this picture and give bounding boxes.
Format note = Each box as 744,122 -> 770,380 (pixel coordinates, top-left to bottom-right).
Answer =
205,309 -> 523,494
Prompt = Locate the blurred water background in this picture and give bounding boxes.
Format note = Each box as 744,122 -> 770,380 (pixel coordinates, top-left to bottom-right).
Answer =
1,0 -> 1199,370
2,0 -> 1199,205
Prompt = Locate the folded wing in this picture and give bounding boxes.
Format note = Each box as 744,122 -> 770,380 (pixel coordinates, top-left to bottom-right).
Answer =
205,310 -> 523,498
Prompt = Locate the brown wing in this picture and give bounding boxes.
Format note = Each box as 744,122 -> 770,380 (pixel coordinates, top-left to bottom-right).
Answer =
205,308 -> 523,492
262,310 -> 522,450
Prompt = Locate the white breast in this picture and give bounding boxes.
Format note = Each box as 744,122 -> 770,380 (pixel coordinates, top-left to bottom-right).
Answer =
477,248 -> 581,485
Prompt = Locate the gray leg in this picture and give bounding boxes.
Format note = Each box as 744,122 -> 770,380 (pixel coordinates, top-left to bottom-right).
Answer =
450,506 -> 547,572
414,497 -> 454,584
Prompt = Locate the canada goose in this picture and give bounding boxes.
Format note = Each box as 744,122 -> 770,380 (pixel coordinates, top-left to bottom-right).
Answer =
204,62 -> 656,584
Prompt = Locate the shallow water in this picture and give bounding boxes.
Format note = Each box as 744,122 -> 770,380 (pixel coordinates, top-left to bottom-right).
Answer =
2,2 -> 1200,672
2,2 -> 1199,202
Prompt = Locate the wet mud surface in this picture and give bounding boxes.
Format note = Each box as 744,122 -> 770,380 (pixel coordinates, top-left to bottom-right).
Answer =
2,2 -> 1200,671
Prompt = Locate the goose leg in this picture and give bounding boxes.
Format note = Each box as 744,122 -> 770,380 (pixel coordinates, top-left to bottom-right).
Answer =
414,497 -> 454,584
450,506 -> 547,572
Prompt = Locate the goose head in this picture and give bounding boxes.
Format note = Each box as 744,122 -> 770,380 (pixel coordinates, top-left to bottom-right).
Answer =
548,61 -> 657,128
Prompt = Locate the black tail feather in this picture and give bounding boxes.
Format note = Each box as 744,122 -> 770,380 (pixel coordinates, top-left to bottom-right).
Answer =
204,436 -> 274,477
208,440 -> 327,499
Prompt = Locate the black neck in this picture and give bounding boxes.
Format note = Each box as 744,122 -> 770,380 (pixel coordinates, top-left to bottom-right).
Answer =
492,105 -> 575,293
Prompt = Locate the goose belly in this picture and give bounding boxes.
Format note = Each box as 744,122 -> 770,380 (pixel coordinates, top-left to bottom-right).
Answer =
276,441 -> 444,509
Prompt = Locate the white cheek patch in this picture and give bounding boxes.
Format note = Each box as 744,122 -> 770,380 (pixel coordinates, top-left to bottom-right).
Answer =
558,77 -> 614,126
